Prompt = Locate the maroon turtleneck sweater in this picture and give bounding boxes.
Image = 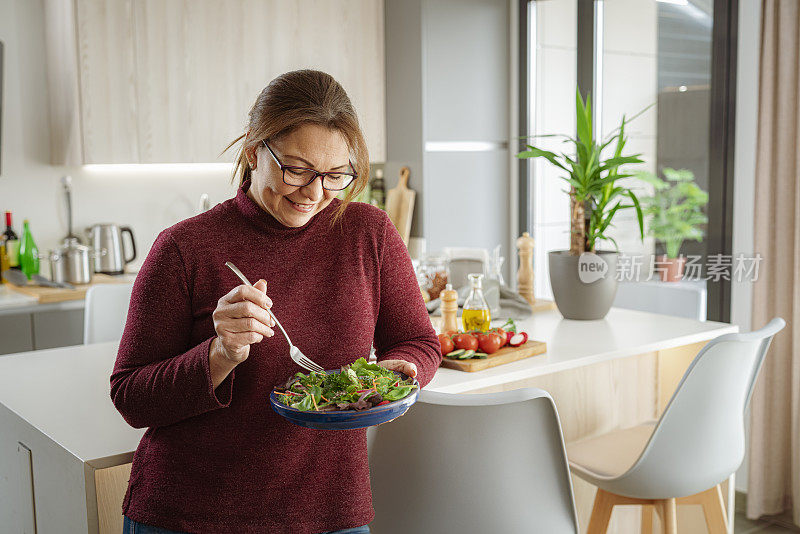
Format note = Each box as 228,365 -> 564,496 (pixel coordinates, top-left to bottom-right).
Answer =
110,180 -> 441,533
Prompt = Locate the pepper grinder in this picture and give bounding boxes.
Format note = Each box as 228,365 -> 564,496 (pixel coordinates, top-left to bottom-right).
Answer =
440,283 -> 459,333
516,232 -> 535,306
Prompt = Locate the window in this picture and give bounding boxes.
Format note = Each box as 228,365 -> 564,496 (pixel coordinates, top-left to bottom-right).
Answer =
521,0 -> 735,321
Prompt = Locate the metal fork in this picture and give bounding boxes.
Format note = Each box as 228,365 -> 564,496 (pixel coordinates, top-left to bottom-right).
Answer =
225,261 -> 325,373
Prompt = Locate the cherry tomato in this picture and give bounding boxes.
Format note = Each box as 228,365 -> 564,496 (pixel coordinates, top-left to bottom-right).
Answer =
438,334 -> 455,355
493,328 -> 507,346
452,333 -> 479,351
486,328 -> 507,346
478,333 -> 505,354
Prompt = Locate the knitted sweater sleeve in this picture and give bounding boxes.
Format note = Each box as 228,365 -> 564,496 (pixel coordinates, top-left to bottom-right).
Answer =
373,215 -> 442,387
110,230 -> 234,429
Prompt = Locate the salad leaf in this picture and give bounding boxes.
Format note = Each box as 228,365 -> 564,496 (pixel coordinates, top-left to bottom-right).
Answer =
383,386 -> 414,401
274,358 -> 418,412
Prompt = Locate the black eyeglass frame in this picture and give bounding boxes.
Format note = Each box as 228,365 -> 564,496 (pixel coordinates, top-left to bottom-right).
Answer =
261,140 -> 357,191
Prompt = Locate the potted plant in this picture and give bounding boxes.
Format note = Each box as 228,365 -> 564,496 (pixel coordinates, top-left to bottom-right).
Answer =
637,168 -> 708,282
516,89 -> 645,320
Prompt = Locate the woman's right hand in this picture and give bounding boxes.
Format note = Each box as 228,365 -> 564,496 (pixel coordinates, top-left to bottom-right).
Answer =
212,279 -> 275,364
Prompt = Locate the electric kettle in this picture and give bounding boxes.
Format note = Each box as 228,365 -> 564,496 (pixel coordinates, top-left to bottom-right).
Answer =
85,224 -> 137,275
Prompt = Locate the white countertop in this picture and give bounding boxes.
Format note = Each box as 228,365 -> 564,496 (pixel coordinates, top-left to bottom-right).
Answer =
426,307 -> 738,394
0,285 -> 39,309
0,341 -> 144,467
0,308 -> 737,467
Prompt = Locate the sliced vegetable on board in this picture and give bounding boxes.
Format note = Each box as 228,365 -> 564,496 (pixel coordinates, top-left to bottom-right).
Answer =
508,332 -> 528,347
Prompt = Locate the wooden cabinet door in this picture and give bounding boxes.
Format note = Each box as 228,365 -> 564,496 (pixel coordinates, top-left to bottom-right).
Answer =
95,463 -> 132,534
74,0 -> 140,163
69,0 -> 386,164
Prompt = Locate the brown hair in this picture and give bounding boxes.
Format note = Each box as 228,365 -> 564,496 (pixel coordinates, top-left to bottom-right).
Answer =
226,69 -> 370,225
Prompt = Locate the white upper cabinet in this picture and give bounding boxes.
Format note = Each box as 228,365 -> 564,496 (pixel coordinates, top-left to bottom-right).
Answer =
48,0 -> 386,164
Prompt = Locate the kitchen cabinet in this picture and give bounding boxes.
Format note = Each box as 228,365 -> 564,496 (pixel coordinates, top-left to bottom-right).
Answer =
0,345 -> 145,533
46,0 -> 386,165
0,314 -> 34,355
32,308 -> 85,350
384,0 -> 515,277
0,309 -> 84,355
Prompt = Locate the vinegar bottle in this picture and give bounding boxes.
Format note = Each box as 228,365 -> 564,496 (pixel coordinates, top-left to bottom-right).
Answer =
462,273 -> 491,332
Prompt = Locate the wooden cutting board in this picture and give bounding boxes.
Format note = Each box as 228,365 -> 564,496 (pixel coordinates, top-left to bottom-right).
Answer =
440,339 -> 547,372
8,274 -> 132,304
384,166 -> 416,246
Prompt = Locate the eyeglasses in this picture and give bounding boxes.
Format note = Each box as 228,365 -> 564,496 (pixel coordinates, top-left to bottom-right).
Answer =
262,140 -> 357,191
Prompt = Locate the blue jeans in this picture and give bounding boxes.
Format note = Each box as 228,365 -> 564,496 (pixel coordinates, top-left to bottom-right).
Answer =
123,515 -> 370,534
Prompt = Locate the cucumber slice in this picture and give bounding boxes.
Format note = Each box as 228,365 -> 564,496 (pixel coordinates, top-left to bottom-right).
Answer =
446,349 -> 465,359
473,352 -> 489,359
458,350 -> 476,360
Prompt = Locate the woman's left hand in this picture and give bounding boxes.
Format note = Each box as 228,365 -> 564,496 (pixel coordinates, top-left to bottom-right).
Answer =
377,359 -> 418,379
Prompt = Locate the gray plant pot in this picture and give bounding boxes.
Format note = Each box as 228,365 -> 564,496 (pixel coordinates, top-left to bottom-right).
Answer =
548,250 -> 619,320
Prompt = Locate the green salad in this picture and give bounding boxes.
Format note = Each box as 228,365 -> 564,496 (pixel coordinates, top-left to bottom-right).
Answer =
273,358 -> 418,412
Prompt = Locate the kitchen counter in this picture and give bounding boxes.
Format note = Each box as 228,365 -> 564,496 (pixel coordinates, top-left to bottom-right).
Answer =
0,273 -> 139,356
0,308 -> 735,466
0,285 -> 85,315
0,272 -> 138,316
427,306 -> 736,393
0,341 -> 144,467
0,307 -> 738,533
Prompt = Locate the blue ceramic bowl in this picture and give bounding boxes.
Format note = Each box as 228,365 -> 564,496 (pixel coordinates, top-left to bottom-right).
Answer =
270,371 -> 419,430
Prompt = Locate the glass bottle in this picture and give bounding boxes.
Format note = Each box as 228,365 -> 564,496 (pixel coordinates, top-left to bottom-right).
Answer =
483,245 -> 504,314
462,273 -> 491,332
19,220 -> 40,279
369,168 -> 385,210
3,211 -> 20,269
0,245 -> 8,283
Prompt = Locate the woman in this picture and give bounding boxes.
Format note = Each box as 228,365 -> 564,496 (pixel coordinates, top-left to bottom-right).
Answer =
111,69 -> 441,533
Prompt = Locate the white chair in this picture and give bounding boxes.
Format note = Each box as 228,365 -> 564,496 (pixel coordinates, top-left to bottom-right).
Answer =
369,388 -> 580,533
567,318 -> 785,534
83,283 -> 133,344
613,280 -> 707,321
443,247 -> 490,290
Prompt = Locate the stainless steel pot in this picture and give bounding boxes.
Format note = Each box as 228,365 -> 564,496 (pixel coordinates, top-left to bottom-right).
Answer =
86,224 -> 137,275
48,239 -> 106,285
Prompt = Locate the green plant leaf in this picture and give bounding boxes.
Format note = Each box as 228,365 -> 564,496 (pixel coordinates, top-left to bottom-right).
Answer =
599,155 -> 644,172
515,147 -> 569,172
627,190 -> 645,239
576,89 -> 592,148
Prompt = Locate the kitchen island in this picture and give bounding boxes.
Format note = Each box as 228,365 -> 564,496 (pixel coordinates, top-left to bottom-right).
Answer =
0,308 -> 737,533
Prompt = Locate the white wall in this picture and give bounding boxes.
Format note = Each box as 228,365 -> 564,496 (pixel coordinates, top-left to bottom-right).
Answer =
0,0 -> 239,269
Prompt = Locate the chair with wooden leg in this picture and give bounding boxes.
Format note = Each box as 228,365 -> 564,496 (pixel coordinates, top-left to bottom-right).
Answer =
566,318 -> 785,534
369,388 -> 580,533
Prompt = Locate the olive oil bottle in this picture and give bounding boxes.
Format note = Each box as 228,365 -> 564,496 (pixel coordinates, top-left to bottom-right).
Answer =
462,273 -> 491,331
